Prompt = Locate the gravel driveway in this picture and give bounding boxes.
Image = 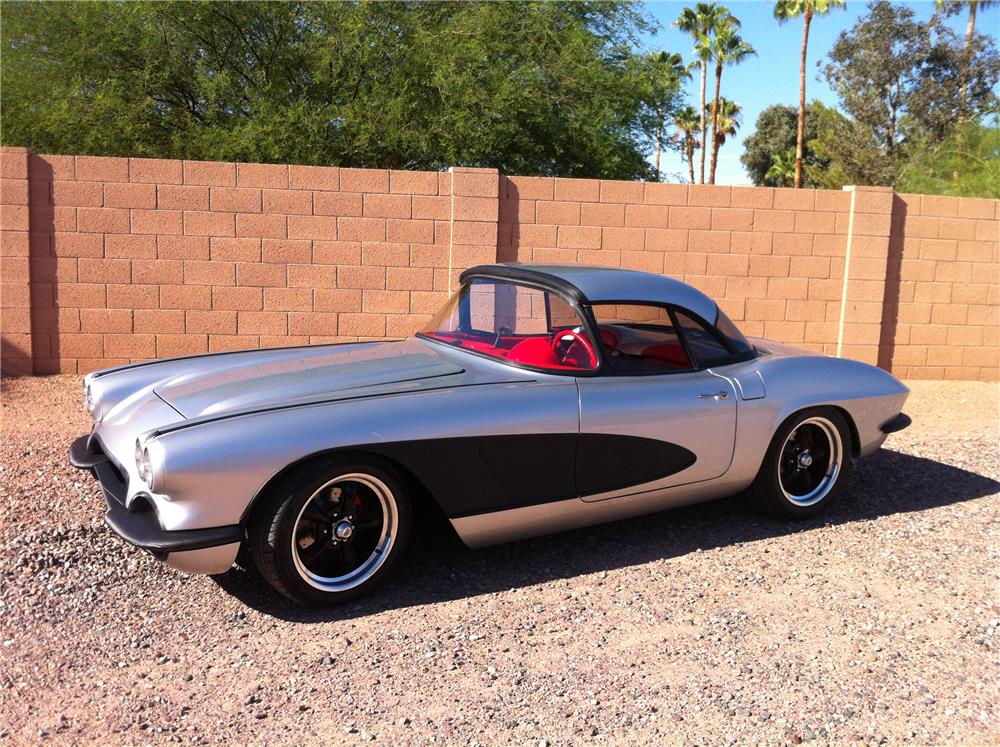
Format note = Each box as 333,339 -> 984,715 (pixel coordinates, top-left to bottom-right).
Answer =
1,375 -> 998,746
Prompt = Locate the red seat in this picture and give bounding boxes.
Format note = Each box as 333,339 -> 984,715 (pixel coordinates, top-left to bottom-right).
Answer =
507,337 -> 560,367
642,343 -> 691,368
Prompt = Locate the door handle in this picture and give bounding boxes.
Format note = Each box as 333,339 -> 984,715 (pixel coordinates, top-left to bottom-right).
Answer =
698,391 -> 729,400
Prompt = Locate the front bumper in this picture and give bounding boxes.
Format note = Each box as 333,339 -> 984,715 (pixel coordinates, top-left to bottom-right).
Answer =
69,435 -> 242,572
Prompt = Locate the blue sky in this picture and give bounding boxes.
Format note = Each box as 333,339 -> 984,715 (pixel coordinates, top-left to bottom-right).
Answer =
638,0 -> 1000,185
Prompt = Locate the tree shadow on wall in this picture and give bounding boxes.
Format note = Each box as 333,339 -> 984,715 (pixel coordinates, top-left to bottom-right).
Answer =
877,194 -> 907,372
28,156 -> 60,374
213,447 -> 999,622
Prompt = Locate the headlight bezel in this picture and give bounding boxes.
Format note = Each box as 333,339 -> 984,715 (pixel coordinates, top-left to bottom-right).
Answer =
134,437 -> 164,494
135,439 -> 150,483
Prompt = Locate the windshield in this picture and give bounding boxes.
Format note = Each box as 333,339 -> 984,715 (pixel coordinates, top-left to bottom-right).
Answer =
419,279 -> 598,372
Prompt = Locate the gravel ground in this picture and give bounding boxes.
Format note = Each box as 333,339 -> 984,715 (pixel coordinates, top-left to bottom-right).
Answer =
1,375 -> 998,746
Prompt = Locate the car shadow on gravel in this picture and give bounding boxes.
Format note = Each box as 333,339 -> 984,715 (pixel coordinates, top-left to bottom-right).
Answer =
212,448 -> 999,622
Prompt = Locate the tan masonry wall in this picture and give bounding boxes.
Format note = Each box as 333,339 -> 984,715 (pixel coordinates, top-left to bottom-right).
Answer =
1,148 -> 997,380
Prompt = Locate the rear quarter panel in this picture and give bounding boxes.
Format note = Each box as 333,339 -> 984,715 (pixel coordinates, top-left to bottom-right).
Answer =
716,350 -> 909,487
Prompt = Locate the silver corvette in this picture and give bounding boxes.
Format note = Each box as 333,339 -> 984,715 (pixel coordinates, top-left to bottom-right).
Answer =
70,263 -> 911,606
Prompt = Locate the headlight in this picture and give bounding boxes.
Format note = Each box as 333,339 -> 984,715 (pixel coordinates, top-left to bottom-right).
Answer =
84,382 -> 94,414
135,439 -> 152,483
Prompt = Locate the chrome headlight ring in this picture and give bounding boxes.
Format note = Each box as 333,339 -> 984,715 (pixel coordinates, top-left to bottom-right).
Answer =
84,381 -> 95,415
135,439 -> 152,483
135,437 -> 165,494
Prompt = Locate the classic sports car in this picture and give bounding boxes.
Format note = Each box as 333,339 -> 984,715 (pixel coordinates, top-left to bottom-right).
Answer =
70,263 -> 910,605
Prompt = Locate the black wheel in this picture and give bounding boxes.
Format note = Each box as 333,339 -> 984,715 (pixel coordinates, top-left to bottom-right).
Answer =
248,456 -> 411,606
747,407 -> 852,519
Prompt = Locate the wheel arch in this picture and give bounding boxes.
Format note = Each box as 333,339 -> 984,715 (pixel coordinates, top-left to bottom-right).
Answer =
827,405 -> 861,459
238,447 -> 449,529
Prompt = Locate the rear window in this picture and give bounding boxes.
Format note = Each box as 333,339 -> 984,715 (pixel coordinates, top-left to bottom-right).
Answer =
714,308 -> 755,357
674,309 -> 756,367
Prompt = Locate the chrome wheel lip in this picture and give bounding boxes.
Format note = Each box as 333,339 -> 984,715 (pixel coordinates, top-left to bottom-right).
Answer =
291,473 -> 397,593
778,416 -> 842,507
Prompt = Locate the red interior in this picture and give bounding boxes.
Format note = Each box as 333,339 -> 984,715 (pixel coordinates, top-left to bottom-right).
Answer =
598,328 -> 618,351
640,342 -> 691,368
426,330 -> 596,371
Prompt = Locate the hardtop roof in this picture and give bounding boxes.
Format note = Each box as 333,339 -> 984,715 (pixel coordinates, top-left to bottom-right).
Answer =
460,263 -> 720,323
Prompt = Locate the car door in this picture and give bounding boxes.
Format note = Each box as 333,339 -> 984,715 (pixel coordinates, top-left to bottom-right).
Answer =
575,368 -> 737,502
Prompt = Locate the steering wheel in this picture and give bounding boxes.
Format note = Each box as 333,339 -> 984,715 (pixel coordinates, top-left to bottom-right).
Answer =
550,328 -> 598,369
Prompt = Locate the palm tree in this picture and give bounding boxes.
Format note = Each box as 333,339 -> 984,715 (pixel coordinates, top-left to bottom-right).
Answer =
675,3 -> 733,184
674,106 -> 702,184
766,150 -> 797,187
707,20 -> 756,184
934,0 -> 999,121
774,0 -> 846,188
646,51 -> 691,179
705,98 -> 742,177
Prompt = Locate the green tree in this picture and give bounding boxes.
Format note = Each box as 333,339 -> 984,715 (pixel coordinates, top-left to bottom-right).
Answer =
706,97 -> 742,166
935,0 -> 999,121
822,0 -> 1000,184
675,3 -> 733,183
707,20 -> 755,183
741,103 -> 829,187
1,1 -> 664,179
773,0 -> 846,188
766,150 -> 797,187
641,51 -> 690,180
674,105 -> 702,183
896,118 -> 1000,197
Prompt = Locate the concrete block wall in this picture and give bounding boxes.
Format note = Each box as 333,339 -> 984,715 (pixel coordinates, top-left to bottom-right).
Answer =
0,148 -> 996,380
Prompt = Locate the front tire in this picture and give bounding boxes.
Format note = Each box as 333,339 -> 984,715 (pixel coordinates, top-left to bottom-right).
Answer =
748,408 -> 852,519
248,456 -> 411,606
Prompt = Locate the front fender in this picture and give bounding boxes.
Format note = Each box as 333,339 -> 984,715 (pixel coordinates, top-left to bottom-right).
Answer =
149,379 -> 578,531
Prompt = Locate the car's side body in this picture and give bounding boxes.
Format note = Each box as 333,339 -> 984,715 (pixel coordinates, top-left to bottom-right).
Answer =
71,264 -> 909,577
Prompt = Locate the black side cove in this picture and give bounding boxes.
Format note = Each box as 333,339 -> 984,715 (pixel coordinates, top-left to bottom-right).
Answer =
361,433 -> 696,518
575,433 -> 697,497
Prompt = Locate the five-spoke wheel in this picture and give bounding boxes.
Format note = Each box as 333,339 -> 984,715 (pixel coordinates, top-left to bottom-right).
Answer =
291,474 -> 397,593
748,408 -> 852,518
248,458 -> 411,606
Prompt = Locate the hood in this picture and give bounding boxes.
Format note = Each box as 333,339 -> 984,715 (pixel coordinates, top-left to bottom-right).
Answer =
154,340 -> 466,418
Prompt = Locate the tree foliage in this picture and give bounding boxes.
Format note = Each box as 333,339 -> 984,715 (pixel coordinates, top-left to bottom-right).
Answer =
741,103 -> 829,187
1,0 -> 675,179
706,20 -> 754,183
820,0 -> 1000,185
640,51 -> 689,179
766,150 -> 797,187
773,0 -> 846,188
896,118 -> 1000,198
674,2 -> 734,183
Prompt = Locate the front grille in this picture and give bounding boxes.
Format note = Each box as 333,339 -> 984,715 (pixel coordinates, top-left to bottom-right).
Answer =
89,436 -> 129,506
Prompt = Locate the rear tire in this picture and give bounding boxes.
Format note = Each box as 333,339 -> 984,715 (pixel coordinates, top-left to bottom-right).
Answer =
748,407 -> 852,519
248,456 -> 412,606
